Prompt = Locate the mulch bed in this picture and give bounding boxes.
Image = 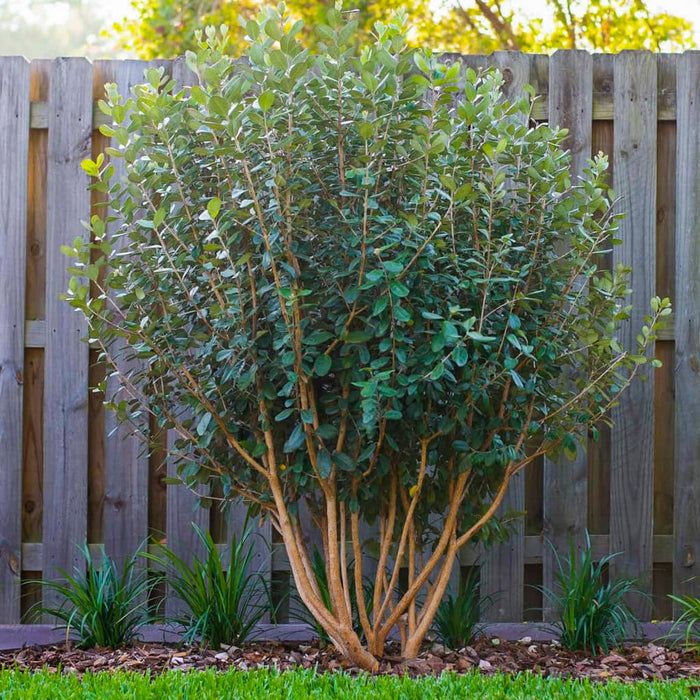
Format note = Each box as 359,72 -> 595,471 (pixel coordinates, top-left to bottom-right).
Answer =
1,636 -> 699,682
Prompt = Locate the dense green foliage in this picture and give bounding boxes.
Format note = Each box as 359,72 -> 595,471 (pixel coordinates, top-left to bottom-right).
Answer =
33,545 -> 157,649
1,668 -> 698,700
66,5 -> 668,664
145,523 -> 269,648
110,0 -> 696,58
539,534 -> 642,654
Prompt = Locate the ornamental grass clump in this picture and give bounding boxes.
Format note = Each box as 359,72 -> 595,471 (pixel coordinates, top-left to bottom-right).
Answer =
145,522 -> 269,648
433,565 -> 490,649
65,4 -> 669,669
539,534 -> 642,655
34,544 -> 157,649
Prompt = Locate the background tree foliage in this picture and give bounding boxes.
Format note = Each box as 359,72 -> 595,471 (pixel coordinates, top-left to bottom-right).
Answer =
112,0 -> 695,57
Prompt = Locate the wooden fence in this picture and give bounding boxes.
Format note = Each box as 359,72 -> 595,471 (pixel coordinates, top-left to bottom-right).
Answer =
0,51 -> 698,626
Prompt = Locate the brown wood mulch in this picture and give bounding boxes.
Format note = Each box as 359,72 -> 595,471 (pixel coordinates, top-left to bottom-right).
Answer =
1,636 -> 699,681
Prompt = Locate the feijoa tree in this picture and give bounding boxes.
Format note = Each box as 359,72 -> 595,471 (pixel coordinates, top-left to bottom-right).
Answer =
66,5 -> 669,668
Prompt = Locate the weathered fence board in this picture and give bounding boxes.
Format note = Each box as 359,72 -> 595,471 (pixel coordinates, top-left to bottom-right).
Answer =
479,50 -> 530,623
587,55 -> 615,540
610,51 -> 657,617
542,49 -> 593,621
0,57 -> 31,623
673,51 -> 700,605
94,60 -> 157,571
41,58 -> 93,617
0,52 -> 696,626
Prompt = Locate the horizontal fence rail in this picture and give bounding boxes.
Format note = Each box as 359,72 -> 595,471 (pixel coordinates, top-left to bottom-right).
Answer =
0,50 -> 698,627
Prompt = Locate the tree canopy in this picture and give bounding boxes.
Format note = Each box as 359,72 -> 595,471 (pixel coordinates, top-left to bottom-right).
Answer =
111,0 -> 695,58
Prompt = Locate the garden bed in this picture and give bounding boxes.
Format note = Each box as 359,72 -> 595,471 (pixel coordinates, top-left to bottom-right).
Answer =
1,636 -> 698,682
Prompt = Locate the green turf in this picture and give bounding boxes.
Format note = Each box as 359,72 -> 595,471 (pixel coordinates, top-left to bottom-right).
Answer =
0,668 -> 698,699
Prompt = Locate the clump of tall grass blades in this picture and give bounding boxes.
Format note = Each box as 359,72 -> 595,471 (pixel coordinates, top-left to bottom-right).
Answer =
668,591 -> 700,652
35,544 -> 156,648
539,534 -> 642,654
432,565 -> 490,649
145,522 -> 269,648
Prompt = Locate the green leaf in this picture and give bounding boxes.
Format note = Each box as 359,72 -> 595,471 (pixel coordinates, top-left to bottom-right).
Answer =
196,412 -> 211,436
467,331 -> 496,343
275,408 -> 294,422
373,296 -> 388,316
207,198 -> 221,219
429,363 -> 445,380
258,91 -> 274,112
283,423 -> 305,453
333,452 -> 355,472
246,20 -> 260,40
345,331 -> 372,343
382,260 -> 403,275
264,19 -> 282,41
453,345 -> 468,367
316,424 -> 338,440
389,281 -> 409,298
304,330 -> 334,345
317,449 -> 332,479
314,354 -> 332,376
357,121 -> 373,140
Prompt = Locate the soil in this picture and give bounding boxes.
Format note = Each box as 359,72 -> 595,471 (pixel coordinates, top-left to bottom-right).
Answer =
1,636 -> 699,682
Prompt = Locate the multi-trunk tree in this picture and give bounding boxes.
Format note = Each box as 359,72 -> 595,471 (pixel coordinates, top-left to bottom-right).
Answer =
66,6 -> 669,669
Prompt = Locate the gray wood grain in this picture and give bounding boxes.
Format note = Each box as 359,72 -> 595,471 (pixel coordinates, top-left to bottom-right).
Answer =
673,51 -> 700,605
542,50 -> 593,621
164,56 -> 210,618
610,51 -> 657,618
42,58 -> 93,617
479,51 -> 530,622
0,57 -> 31,623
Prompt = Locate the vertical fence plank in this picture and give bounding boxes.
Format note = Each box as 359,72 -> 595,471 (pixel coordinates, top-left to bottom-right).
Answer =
610,51 -> 657,618
652,55 -> 677,618
673,51 -> 700,604
0,57 -> 31,623
542,50 -> 593,621
93,60 -> 157,568
587,55 -> 614,539
479,51 -> 530,622
21,60 -> 51,621
164,56 -> 209,617
42,58 -> 93,614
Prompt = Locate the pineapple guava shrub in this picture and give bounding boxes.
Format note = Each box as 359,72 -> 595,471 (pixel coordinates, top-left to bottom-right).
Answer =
66,6 -> 669,669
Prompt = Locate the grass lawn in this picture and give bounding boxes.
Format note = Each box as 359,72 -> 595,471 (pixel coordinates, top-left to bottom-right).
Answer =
0,668 -> 698,699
